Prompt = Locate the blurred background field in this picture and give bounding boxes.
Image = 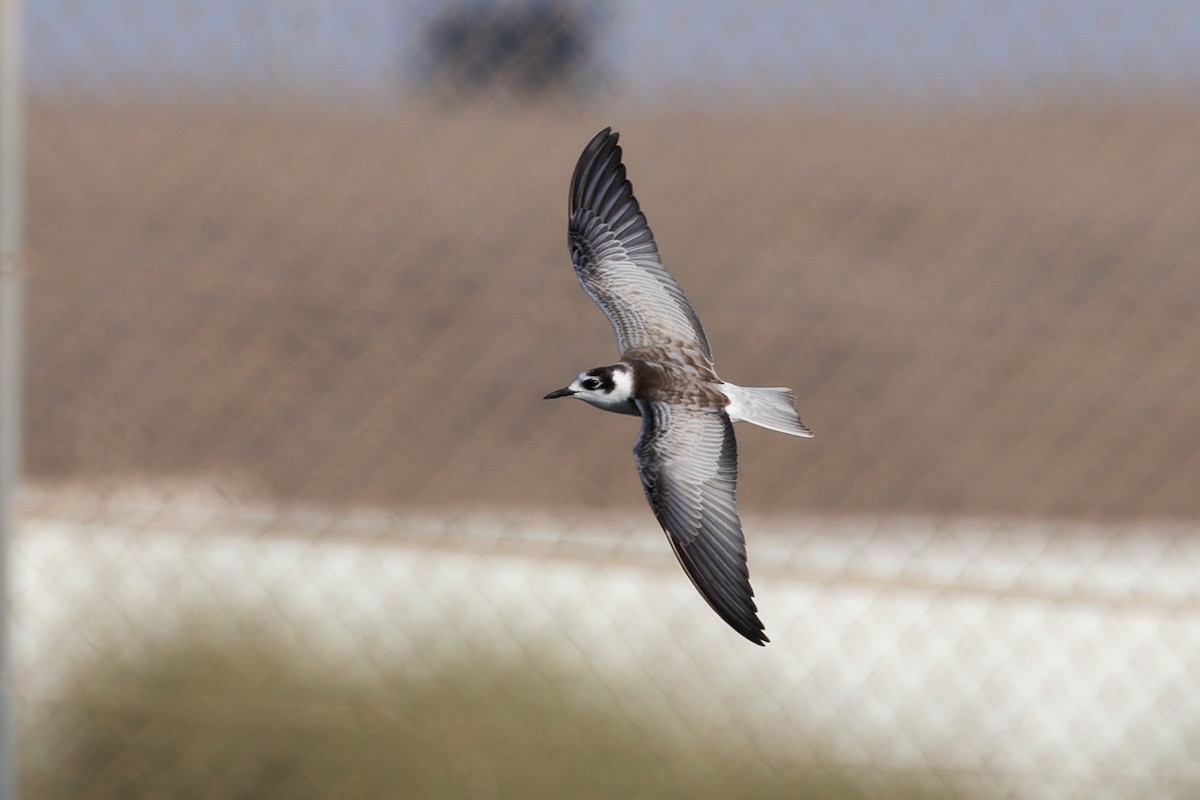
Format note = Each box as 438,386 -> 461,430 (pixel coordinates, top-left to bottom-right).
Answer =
6,2 -> 1200,799
24,99 -> 1200,517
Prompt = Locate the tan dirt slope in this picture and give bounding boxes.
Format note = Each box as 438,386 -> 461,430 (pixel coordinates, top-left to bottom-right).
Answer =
24,101 -> 1200,520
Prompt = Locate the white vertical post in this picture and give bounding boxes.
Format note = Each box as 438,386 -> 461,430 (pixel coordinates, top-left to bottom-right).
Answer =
0,0 -> 22,797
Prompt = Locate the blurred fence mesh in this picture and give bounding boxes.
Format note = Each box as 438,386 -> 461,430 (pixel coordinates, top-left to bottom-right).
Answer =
9,2 -> 1200,799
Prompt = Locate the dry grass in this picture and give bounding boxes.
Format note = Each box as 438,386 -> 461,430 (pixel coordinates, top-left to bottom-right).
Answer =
21,616 -> 965,800
24,98 -> 1200,518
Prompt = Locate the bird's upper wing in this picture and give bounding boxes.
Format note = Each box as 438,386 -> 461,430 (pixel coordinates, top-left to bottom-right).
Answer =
634,399 -> 766,645
568,128 -> 712,359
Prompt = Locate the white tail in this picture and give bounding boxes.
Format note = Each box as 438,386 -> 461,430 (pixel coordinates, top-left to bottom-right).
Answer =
719,384 -> 814,438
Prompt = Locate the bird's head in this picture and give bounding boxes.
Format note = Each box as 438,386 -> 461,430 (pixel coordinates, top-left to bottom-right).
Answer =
543,364 -> 636,413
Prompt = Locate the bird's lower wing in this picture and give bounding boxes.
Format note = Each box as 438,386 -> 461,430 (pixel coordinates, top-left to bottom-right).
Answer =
634,401 -> 767,645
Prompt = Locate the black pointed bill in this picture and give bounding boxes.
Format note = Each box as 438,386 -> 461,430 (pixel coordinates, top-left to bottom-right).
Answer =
543,387 -> 575,400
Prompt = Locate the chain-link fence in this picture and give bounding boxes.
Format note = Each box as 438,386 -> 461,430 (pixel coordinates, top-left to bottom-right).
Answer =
7,2 -> 1200,798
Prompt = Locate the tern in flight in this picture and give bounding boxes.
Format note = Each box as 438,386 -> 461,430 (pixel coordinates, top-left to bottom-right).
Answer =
544,128 -> 814,645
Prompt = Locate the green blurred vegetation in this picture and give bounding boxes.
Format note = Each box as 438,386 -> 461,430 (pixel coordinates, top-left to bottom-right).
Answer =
19,615 -> 968,800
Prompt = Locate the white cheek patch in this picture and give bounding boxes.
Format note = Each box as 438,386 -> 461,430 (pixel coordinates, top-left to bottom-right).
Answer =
610,367 -> 634,401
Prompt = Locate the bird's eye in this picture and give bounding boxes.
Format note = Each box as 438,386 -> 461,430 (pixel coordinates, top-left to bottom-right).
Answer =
581,378 -> 601,391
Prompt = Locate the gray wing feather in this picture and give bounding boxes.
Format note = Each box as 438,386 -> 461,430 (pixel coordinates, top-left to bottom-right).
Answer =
634,400 -> 767,645
569,128 -> 712,359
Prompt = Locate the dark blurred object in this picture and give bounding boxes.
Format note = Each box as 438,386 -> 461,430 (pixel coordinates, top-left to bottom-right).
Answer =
422,1 -> 599,97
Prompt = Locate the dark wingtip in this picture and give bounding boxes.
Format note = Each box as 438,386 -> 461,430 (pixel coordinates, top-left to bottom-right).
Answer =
588,126 -> 615,148
737,620 -> 769,646
675,541 -> 770,646
570,127 -> 621,211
